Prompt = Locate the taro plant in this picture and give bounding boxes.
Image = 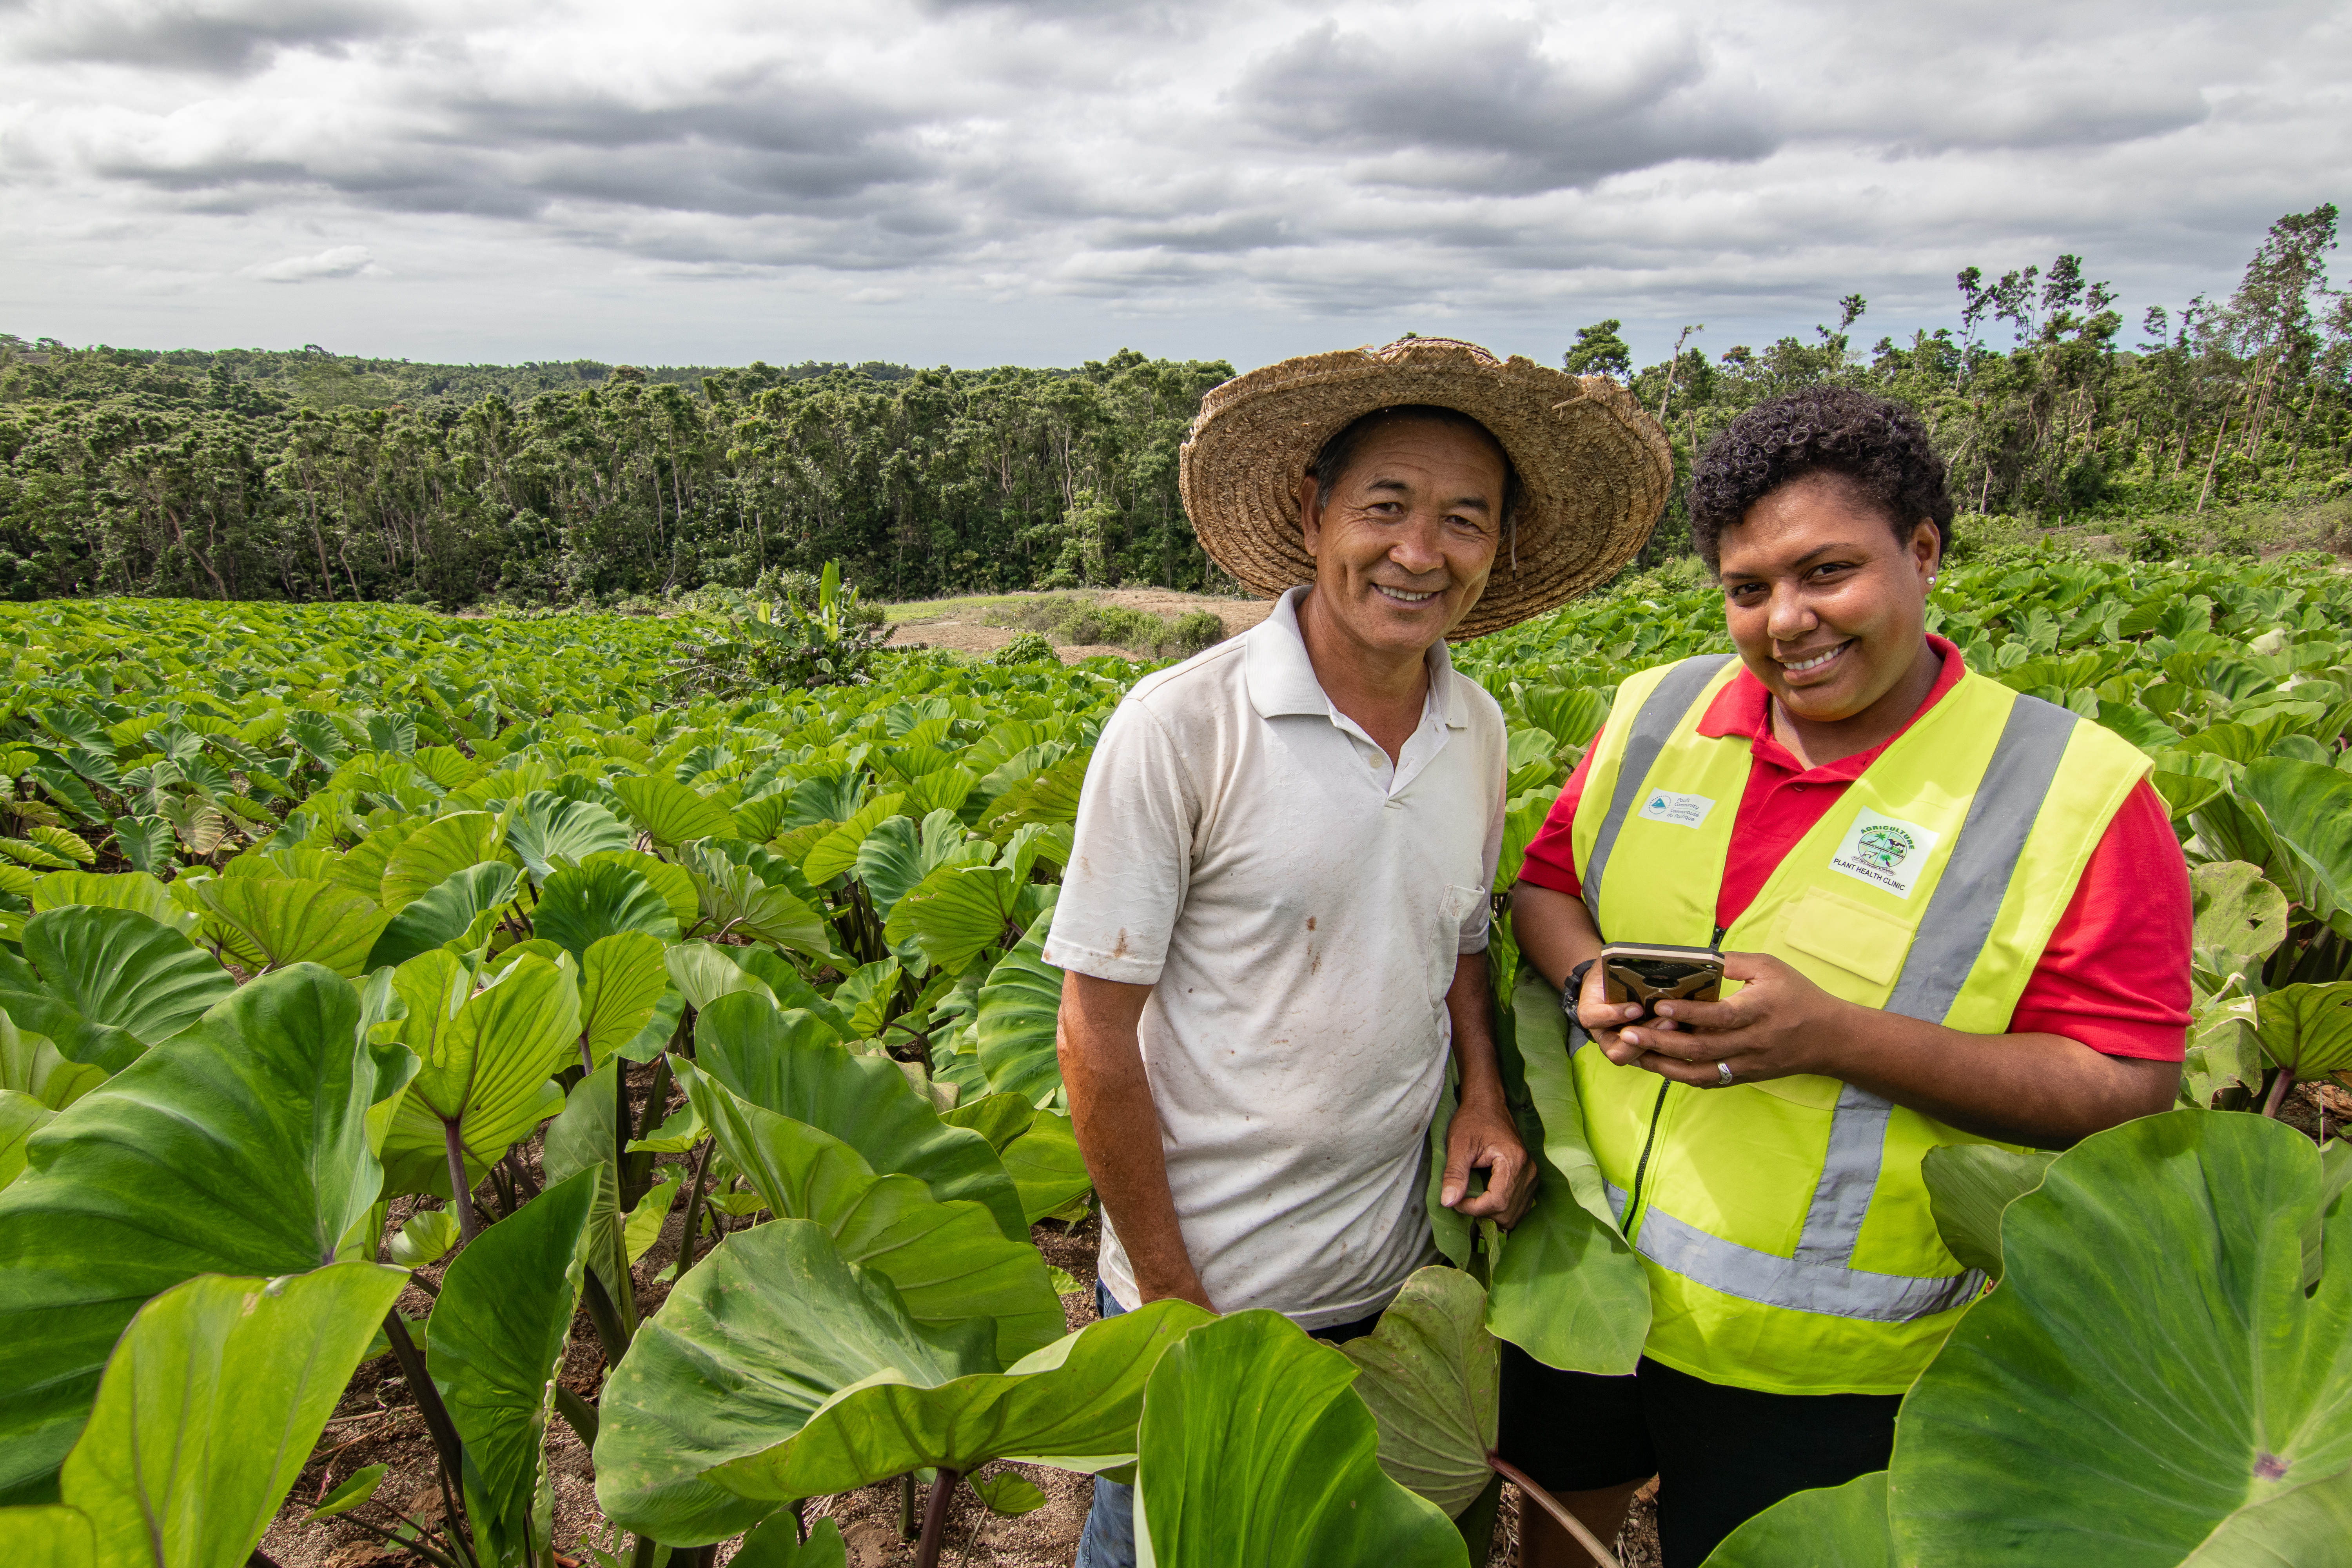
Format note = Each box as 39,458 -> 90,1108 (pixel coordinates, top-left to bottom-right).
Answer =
1705,1110 -> 2352,1566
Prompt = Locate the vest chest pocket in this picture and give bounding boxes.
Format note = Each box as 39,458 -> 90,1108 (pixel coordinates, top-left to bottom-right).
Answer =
1777,885 -> 1919,992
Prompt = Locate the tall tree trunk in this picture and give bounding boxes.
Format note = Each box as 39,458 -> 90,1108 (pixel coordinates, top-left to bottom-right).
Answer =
2196,414 -> 2234,515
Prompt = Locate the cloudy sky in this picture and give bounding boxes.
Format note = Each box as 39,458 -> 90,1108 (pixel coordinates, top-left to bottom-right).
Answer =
2,0 -> 2345,372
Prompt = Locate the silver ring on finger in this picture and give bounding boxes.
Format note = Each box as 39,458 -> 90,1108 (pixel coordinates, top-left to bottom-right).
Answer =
1716,1060 -> 1734,1087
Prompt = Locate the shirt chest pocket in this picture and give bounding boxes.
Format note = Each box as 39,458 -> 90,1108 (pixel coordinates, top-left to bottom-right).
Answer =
1775,885 -> 1917,996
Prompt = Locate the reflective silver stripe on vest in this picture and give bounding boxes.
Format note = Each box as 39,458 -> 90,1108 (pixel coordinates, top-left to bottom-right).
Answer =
1608,1182 -> 1986,1322
1581,654 -> 1736,927
1606,690 -> 2077,1322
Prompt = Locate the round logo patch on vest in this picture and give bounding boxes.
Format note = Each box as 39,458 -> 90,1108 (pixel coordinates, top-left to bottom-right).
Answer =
1830,807 -> 1942,898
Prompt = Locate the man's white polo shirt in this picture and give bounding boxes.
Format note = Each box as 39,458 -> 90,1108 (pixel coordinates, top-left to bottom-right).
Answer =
1045,587 -> 1506,1328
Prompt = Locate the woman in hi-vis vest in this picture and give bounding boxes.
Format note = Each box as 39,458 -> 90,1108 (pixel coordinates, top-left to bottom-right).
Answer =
1503,388 -> 2191,1568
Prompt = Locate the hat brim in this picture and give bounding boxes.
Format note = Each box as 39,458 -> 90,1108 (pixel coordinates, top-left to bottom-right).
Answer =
1178,338 -> 1674,639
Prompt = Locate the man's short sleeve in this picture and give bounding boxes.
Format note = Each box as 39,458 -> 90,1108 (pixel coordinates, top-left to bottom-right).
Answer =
1042,697 -> 1196,986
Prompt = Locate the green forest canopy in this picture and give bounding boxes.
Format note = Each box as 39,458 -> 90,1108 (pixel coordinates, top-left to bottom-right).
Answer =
1,205 -> 2345,610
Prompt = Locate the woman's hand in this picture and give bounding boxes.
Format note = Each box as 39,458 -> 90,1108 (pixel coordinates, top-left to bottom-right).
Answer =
1617,952 -> 1846,1086
1581,961 -> 1690,1067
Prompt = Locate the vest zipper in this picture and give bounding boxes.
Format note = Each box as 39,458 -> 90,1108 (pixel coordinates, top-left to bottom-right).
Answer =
1622,1080 -> 1673,1236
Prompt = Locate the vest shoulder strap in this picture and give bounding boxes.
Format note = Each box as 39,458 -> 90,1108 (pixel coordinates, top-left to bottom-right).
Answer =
1582,654 -> 1737,921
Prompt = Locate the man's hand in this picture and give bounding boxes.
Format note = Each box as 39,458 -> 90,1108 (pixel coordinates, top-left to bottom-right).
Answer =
1616,951 -> 1841,1085
1441,1089 -> 1537,1227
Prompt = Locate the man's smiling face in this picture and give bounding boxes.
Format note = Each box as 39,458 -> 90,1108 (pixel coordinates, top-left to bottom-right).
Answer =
1297,418 -> 1507,657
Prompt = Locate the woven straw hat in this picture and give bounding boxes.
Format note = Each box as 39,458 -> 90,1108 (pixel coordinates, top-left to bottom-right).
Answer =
1180,337 -> 1674,639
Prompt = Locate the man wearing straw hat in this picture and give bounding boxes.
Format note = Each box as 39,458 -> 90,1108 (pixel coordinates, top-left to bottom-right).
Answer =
1047,337 -> 1673,1567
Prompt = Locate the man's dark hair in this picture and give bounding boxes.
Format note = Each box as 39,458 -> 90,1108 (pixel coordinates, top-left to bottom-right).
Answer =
1307,405 -> 1522,539
1688,388 -> 1953,570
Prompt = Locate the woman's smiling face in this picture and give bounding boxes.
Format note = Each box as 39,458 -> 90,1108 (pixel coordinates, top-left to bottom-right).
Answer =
1717,472 -> 1941,724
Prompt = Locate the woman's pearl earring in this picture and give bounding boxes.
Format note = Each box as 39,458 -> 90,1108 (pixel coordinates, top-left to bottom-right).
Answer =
1927,575 -> 1938,586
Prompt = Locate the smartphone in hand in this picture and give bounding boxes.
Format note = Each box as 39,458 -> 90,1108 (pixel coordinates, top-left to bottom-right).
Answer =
1599,942 -> 1725,1022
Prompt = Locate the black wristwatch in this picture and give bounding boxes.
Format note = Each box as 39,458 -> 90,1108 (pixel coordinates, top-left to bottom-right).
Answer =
1564,958 -> 1596,1041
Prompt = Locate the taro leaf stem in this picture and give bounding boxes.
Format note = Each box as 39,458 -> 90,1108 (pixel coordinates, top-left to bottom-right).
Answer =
442,1118 -> 480,1243
581,1267 -> 633,1365
1488,1453 -> 1622,1568
913,1469 -> 963,1568
553,1383 -> 599,1448
383,1309 -> 482,1568
675,1137 -> 715,1280
2265,1067 -> 2298,1119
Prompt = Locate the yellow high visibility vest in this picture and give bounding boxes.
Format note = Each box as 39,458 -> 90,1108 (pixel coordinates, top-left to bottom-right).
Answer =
1566,652 -> 2151,1395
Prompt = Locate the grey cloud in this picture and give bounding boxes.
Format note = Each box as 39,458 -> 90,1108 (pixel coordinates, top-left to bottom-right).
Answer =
18,0 -> 408,74
1235,19 -> 1780,193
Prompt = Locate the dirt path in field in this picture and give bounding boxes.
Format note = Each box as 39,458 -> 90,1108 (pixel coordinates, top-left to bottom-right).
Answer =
885,588 -> 1275,664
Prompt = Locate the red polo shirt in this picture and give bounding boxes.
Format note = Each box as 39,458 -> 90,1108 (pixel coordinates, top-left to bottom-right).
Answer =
1516,636 -> 2191,1060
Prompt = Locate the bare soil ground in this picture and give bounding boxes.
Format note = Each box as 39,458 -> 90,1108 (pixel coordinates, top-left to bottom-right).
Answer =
259,1066 -> 1662,1568
883,589 -> 1274,664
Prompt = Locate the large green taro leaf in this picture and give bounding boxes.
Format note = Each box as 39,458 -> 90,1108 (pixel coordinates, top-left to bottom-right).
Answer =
367,862 -> 523,971
430,1169 -> 595,1568
0,965 -> 405,1499
882,863 -> 1019,975
675,841 -> 833,960
1702,1472 -> 1895,1567
27,869 -> 189,931
1889,1111 -> 2352,1566
2189,861 -> 2290,976
51,1265 -> 407,1568
2251,982 -> 2352,1081
0,1506 -> 90,1567
0,906 -> 235,1073
1485,969 -> 1649,1374
1919,1144 -> 2056,1281
0,1091 -> 55,1191
1000,1109 -> 1091,1225
704,1297 -> 1214,1506
610,774 -> 739,851
593,1220 -> 994,1544
800,793 -> 908,886
2240,758 -> 2352,922
534,860 -> 680,961
578,931 -> 670,1070
694,992 -> 1026,1241
0,1012 -> 105,1113
977,913 -> 1062,1104
856,810 -> 990,920
376,949 -> 575,1200
1338,1267 -> 1499,1519
505,791 -> 633,881
379,811 -> 518,910
1132,1310 -> 1467,1568
678,1060 -> 1063,1363
188,875 -> 389,978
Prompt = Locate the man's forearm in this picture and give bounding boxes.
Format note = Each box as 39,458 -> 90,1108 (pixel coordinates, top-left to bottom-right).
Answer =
1056,970 -> 1212,1310
1446,948 -> 1506,1107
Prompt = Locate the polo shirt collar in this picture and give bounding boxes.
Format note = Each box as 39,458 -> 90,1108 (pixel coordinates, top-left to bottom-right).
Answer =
1697,633 -> 1969,778
1245,587 -> 1468,728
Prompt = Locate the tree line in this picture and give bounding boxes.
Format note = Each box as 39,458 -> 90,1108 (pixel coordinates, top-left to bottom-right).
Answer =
0,205 -> 2343,607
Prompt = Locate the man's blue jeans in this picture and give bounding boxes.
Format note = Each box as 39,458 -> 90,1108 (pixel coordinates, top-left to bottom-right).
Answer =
1073,1285 -> 1386,1568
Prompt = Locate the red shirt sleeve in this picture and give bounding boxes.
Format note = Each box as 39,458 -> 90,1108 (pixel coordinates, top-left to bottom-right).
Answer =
2007,779 -> 2192,1061
1515,726 -> 1601,898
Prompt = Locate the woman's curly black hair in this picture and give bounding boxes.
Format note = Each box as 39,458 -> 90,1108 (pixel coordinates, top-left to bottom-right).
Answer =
1688,387 -> 1953,570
